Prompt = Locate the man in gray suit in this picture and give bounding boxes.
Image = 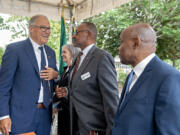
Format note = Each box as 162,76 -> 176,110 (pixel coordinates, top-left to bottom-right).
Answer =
70,22 -> 119,135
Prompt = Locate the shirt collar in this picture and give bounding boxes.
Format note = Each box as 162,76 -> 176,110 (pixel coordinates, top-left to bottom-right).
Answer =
81,43 -> 95,56
29,37 -> 44,50
133,53 -> 155,78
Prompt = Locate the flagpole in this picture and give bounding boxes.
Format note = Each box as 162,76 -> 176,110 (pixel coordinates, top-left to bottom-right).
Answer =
69,5 -> 73,44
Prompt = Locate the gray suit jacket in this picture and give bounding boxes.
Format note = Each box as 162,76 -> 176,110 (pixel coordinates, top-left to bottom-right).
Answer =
70,45 -> 119,135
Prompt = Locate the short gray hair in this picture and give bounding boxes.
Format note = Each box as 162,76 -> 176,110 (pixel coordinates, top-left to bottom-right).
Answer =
82,22 -> 97,39
63,44 -> 80,58
28,15 -> 47,27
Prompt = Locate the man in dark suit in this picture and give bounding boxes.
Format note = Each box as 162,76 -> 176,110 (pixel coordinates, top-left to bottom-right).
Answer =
112,23 -> 180,135
0,15 -> 58,135
70,22 -> 119,135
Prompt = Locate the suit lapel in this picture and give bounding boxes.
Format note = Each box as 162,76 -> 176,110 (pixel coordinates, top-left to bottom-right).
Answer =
119,69 -> 152,113
44,45 -> 52,68
117,76 -> 129,113
118,56 -> 157,114
24,38 -> 39,76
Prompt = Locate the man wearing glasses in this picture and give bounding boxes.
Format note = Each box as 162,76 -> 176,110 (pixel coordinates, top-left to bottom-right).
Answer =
69,22 -> 119,135
0,15 -> 58,135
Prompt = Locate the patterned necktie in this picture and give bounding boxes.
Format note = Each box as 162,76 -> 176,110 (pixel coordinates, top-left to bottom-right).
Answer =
71,52 -> 83,82
119,70 -> 134,109
39,46 -> 51,108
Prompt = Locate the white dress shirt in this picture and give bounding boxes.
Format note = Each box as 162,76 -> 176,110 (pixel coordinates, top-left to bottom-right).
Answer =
129,53 -> 155,91
0,38 -> 48,120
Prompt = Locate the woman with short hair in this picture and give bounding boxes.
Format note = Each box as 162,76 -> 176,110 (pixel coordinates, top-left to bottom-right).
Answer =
54,44 -> 80,135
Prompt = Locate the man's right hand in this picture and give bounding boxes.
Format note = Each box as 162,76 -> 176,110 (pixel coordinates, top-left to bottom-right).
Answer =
0,118 -> 11,135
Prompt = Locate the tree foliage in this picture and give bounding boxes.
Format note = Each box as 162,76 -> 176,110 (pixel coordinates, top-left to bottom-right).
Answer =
48,20 -> 61,59
0,47 -> 4,65
85,0 -> 180,65
4,16 -> 29,40
0,16 -> 4,29
0,16 -> 5,64
1,0 -> 180,67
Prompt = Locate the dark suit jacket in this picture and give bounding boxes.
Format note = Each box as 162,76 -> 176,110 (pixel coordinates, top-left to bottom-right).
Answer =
70,45 -> 119,135
0,38 -> 57,134
54,66 -> 71,135
112,56 -> 180,135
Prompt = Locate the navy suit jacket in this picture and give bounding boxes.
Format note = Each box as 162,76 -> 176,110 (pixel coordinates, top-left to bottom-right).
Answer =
0,38 -> 57,133
112,56 -> 180,135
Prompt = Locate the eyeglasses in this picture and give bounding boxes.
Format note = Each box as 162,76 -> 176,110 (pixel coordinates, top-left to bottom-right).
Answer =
74,30 -> 89,35
31,25 -> 51,32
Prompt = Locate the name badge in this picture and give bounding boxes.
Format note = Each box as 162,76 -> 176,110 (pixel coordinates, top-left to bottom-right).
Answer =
81,72 -> 91,80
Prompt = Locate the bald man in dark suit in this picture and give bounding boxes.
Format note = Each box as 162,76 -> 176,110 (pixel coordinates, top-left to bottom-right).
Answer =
112,23 -> 180,135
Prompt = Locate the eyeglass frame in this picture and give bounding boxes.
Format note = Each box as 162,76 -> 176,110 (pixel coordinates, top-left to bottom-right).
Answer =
30,25 -> 51,32
74,30 -> 89,35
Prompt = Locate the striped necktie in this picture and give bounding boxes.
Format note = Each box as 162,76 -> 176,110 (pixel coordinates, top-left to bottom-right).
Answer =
71,51 -> 83,81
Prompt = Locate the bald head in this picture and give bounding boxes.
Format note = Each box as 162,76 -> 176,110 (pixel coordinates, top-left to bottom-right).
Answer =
122,23 -> 157,46
118,23 -> 157,67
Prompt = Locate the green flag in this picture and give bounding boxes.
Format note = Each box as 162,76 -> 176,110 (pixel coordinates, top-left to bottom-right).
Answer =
59,14 -> 67,75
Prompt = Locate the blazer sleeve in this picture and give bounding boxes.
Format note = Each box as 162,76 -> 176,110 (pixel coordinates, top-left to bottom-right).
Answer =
52,50 -> 58,72
97,53 -> 119,135
155,73 -> 180,135
50,49 -> 58,91
0,45 -> 18,116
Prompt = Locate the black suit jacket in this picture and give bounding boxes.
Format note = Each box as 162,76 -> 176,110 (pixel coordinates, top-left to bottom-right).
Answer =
54,66 -> 71,135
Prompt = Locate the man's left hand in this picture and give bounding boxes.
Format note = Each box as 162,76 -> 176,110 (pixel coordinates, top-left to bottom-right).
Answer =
40,66 -> 58,80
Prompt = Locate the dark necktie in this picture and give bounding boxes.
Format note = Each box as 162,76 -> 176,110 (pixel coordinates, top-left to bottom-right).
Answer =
119,70 -> 134,109
39,46 -> 51,108
71,52 -> 83,83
